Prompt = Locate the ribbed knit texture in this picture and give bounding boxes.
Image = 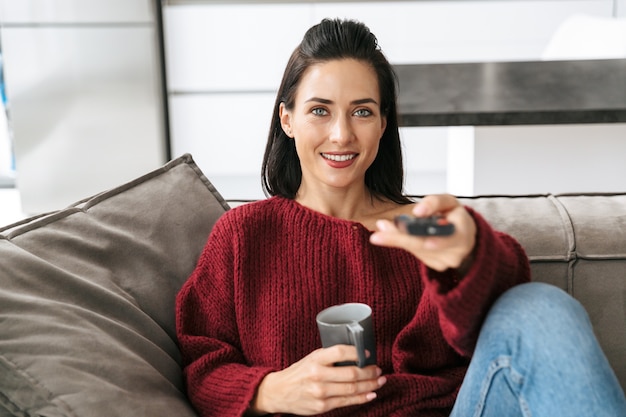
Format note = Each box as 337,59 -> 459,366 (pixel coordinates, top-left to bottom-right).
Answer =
176,196 -> 530,417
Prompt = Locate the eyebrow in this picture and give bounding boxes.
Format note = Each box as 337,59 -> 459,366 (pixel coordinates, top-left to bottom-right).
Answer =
305,97 -> 379,106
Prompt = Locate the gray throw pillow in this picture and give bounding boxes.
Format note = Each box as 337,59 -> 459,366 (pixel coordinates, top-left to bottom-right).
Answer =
0,154 -> 228,417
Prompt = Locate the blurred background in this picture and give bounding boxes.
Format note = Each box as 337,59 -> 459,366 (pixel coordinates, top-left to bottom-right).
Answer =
1,0 -> 625,225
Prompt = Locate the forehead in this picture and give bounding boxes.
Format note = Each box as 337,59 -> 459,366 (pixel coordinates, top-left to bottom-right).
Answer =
296,59 -> 380,103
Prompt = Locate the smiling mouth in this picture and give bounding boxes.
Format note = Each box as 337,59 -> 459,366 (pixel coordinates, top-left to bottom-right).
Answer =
321,153 -> 357,162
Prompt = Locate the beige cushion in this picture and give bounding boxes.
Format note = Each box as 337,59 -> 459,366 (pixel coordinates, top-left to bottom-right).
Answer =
0,154 -> 228,416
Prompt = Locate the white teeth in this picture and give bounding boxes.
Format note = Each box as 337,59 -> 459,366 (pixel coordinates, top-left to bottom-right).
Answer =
322,153 -> 356,162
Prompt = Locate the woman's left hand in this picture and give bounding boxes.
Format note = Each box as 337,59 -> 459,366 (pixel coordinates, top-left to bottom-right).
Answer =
370,194 -> 477,272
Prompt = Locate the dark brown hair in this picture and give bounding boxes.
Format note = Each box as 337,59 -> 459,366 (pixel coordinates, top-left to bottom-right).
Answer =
261,18 -> 411,204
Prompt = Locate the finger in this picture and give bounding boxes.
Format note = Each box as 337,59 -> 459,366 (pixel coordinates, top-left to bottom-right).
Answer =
317,345 -> 360,366
371,219 -> 445,251
414,194 -> 460,217
370,219 -> 422,248
309,372 -> 386,410
332,363 -> 382,383
323,375 -> 387,398
316,346 -> 382,379
315,345 -> 372,373
323,346 -> 377,367
311,390 -> 380,415
375,218 -> 396,232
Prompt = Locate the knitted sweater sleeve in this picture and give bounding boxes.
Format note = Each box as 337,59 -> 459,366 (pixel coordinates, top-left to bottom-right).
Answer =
420,207 -> 531,356
175,216 -> 274,417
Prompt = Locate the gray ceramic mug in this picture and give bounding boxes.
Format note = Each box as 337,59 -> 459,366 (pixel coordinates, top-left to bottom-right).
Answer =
316,303 -> 376,368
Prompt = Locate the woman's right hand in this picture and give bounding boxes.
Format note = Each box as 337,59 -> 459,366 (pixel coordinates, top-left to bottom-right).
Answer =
248,345 -> 386,415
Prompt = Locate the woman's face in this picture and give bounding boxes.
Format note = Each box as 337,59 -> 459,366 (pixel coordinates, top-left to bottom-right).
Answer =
280,58 -> 386,195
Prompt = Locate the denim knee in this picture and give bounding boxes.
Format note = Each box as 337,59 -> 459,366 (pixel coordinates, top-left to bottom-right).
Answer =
479,282 -> 595,354
488,282 -> 589,330
456,282 -> 626,417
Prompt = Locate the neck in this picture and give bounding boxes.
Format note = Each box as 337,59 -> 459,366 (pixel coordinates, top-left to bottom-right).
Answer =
296,184 -> 373,219
295,184 -> 399,232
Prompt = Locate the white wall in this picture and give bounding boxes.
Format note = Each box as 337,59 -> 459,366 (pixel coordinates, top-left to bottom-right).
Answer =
163,1 -> 621,199
447,124 -> 626,196
0,97 -> 13,186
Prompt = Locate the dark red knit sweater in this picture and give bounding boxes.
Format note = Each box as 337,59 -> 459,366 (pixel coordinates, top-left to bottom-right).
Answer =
176,196 -> 530,417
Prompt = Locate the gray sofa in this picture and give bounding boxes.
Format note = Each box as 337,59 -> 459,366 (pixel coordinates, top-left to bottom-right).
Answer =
0,154 -> 624,416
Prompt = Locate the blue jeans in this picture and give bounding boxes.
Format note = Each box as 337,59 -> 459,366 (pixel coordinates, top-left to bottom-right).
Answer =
450,282 -> 626,417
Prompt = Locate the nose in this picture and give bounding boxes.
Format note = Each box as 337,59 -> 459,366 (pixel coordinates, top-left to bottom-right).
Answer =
329,114 -> 354,145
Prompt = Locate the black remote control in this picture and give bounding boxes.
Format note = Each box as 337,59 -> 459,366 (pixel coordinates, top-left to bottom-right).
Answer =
394,214 -> 455,236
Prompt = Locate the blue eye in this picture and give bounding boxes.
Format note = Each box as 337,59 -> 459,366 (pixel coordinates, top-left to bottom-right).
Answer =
312,108 -> 328,116
354,109 -> 372,117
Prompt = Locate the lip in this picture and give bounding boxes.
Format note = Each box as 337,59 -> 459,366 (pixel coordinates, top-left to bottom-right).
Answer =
321,152 -> 358,168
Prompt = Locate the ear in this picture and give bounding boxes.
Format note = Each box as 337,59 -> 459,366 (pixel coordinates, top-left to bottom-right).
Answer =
279,102 -> 293,138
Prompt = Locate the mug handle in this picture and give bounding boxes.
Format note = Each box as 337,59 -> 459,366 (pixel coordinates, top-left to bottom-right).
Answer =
347,322 -> 366,367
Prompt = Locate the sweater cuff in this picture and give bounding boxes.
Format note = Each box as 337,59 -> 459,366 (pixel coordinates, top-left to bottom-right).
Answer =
187,365 -> 275,416
426,267 -> 463,294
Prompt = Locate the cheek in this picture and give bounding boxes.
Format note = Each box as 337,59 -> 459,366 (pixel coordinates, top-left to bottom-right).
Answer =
364,130 -> 383,151
292,137 -> 311,162
368,141 -> 381,162
366,137 -> 383,165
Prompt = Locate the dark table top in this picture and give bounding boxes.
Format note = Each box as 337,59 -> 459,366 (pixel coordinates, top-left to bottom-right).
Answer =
395,58 -> 626,126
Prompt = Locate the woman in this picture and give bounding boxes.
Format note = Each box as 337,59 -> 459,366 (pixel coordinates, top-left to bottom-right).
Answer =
176,18 -> 626,417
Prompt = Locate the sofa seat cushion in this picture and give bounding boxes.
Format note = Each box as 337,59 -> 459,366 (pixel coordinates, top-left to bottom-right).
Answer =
0,154 -> 228,417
